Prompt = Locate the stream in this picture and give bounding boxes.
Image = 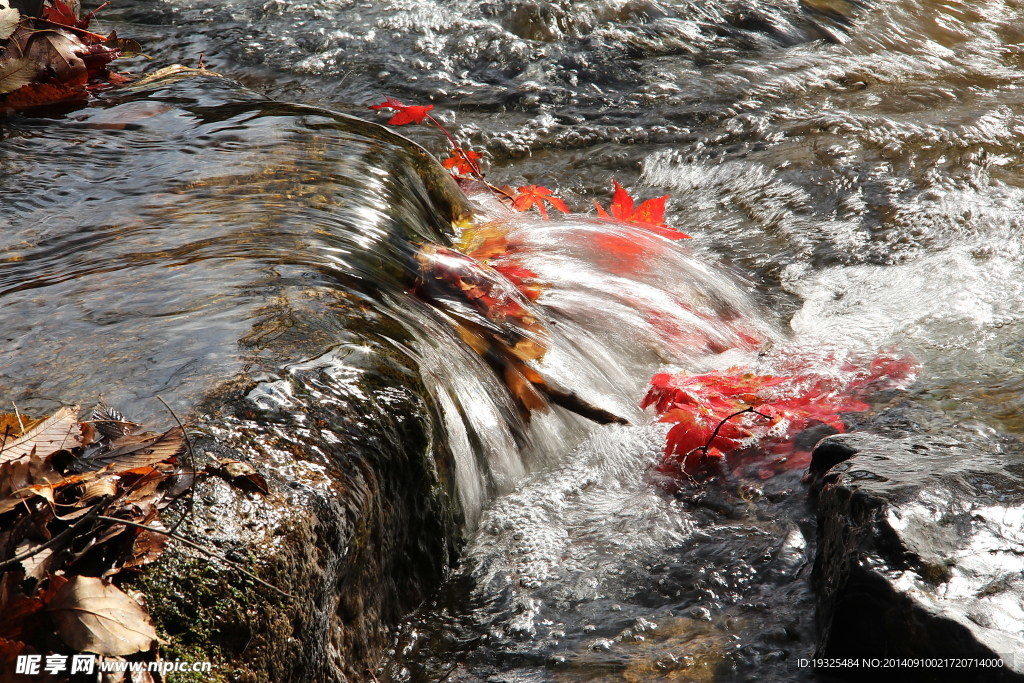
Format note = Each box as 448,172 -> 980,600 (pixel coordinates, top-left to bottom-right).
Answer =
3,0 -> 1024,681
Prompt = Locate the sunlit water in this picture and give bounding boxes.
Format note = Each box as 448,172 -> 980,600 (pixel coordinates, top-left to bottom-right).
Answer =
6,0 -> 1024,678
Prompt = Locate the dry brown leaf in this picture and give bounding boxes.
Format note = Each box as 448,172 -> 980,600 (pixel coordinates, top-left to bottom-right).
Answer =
0,460 -> 31,514
0,413 -> 26,441
90,404 -> 137,441
47,576 -> 157,656
0,506 -> 53,565
0,573 -> 44,640
215,458 -> 269,495
91,520 -> 127,548
15,543 -> 53,582
103,36 -> 142,57
21,483 -> 55,505
119,475 -> 162,507
158,469 -> 195,506
122,523 -> 169,569
25,30 -> 86,86
0,406 -> 82,465
0,1 -> 19,42
38,574 -> 68,603
84,428 -> 183,474
81,477 -> 117,503
27,450 -> 72,490
0,469 -> 87,512
0,57 -> 34,95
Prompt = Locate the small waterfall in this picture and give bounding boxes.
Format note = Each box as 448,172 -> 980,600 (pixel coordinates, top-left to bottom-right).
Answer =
392,197 -> 780,527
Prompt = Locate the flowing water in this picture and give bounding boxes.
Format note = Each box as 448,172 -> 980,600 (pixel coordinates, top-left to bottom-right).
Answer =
5,0 -> 1024,680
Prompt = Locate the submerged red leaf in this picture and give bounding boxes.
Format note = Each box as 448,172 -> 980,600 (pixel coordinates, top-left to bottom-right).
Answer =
491,261 -> 543,301
644,353 -> 916,484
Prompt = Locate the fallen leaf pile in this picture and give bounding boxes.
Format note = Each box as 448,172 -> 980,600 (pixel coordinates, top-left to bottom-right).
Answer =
0,404 -> 192,674
0,0 -> 137,111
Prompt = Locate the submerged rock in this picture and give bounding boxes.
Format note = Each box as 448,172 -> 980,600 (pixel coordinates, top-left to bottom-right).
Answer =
811,432 -> 1024,681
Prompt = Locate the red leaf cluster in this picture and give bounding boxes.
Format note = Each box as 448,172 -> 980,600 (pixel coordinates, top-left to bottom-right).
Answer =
414,245 -> 540,334
490,261 -> 542,301
41,0 -> 80,27
642,354 -> 915,482
442,147 -> 483,176
454,216 -> 548,303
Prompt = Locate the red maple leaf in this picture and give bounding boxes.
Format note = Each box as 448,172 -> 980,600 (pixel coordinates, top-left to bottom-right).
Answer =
492,261 -> 543,301
595,180 -> 690,239
42,0 -> 79,26
369,97 -> 434,125
441,147 -> 483,176
640,357 -> 914,485
512,185 -> 569,219
77,43 -> 121,79
642,369 -> 784,415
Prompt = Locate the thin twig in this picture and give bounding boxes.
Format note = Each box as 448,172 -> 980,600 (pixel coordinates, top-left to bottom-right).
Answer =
80,1 -> 111,24
82,418 -> 138,428
34,19 -> 110,43
96,515 -> 294,599
484,181 -> 517,203
0,424 -> 10,459
155,396 -> 197,538
12,402 -> 25,434
688,407 -> 771,460
426,114 -> 484,177
425,113 -> 518,204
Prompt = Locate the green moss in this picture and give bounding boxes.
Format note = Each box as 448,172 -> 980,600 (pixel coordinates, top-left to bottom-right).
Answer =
129,551 -> 258,683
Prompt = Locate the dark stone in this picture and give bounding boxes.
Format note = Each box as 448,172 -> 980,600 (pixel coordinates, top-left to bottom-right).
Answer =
811,432 -> 1024,681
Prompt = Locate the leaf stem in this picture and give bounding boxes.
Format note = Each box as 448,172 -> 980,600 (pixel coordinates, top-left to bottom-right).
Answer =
689,407 -> 771,460
424,113 -> 517,205
35,19 -> 110,43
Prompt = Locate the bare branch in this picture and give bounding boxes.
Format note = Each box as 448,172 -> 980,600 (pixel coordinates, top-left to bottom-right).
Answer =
96,515 -> 294,599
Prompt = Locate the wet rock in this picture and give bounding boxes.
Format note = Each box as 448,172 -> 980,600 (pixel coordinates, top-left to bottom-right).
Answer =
135,328 -> 463,683
811,432 -> 1024,680
0,70 -> 473,682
